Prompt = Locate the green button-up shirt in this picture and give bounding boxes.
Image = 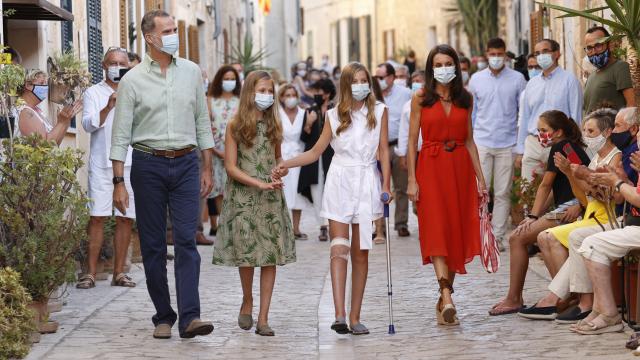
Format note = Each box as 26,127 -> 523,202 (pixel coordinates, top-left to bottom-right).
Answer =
110,55 -> 214,162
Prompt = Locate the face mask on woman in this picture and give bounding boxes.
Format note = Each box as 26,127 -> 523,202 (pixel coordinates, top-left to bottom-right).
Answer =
351,83 -> 370,101
31,84 -> 49,102
433,66 -> 456,84
583,133 -> 607,153
284,97 -> 299,109
255,93 -> 274,111
222,80 -> 236,93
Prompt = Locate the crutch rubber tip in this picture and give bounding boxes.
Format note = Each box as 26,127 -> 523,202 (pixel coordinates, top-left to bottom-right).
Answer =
388,325 -> 395,334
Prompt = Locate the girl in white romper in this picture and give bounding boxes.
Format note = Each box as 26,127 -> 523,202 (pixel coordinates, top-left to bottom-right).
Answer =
275,62 -> 392,335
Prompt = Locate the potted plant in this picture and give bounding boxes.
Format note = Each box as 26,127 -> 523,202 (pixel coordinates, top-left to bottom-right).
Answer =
0,267 -> 36,359
511,170 -> 544,224
47,49 -> 92,105
0,135 -> 89,334
0,50 -> 25,151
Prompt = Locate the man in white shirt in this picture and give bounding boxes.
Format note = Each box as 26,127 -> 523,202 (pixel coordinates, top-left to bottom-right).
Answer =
376,62 -> 412,237
468,38 -> 527,251
515,39 -> 583,181
77,47 -> 136,289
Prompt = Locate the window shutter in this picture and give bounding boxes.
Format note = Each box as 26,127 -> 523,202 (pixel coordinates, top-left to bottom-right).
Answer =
530,10 -> 543,49
178,20 -> 186,58
119,0 -> 127,48
188,25 -> 200,64
60,0 -> 73,51
145,0 -> 163,12
223,29 -> 229,64
87,0 -> 103,85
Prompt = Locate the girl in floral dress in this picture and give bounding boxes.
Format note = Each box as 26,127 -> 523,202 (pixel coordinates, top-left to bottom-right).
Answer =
206,65 -> 241,235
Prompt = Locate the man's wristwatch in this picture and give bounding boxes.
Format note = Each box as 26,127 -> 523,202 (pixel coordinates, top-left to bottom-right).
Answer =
615,180 -> 626,193
112,176 -> 125,185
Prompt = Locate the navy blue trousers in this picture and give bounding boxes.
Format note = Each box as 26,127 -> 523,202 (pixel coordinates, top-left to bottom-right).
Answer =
130,149 -> 201,334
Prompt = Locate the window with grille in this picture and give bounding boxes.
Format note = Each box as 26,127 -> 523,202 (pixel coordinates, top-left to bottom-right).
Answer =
87,0 -> 103,85
119,0 -> 127,48
60,0 -> 73,51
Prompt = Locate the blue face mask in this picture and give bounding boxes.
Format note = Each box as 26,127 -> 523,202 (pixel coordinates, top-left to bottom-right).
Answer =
588,48 -> 610,69
411,82 -> 423,93
528,68 -> 542,79
31,84 -> 48,102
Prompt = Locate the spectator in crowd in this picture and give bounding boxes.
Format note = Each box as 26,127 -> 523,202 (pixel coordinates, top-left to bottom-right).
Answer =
375,62 -> 412,238
583,26 -> 635,113
489,110 -> 589,316
332,66 -> 341,81
319,69 -> 331,80
306,56 -> 314,70
518,108 -> 621,320
278,84 -> 309,239
394,65 -> 409,88
77,47 -> 136,290
397,70 -> 426,170
298,78 -> 336,241
111,10 -> 214,339
206,65 -> 241,237
517,107 -> 639,324
475,55 -> 488,71
582,135 -> 640,334
468,37 -> 527,251
128,52 -> 141,67
320,54 -> 333,74
14,69 -> 82,144
515,39 -> 583,181
231,62 -> 245,82
404,49 -> 417,75
526,54 -> 541,80
292,61 -> 315,106
459,56 -> 471,86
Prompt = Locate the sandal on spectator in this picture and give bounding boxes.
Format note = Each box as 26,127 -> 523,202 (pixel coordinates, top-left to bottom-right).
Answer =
255,323 -> 275,336
111,273 -> 136,287
488,300 -> 524,316
569,311 -> 599,332
330,317 -> 349,334
76,274 -> 95,289
374,234 -> 386,245
294,232 -> 308,240
350,323 -> 370,335
575,313 -> 623,335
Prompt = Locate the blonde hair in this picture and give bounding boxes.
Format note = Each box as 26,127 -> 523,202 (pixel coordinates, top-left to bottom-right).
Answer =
336,62 -> 376,135
230,70 -> 283,147
277,83 -> 298,104
18,69 -> 46,96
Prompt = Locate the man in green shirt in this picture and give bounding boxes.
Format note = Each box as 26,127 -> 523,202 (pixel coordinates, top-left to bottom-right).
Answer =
110,10 -> 214,340
583,26 -> 635,113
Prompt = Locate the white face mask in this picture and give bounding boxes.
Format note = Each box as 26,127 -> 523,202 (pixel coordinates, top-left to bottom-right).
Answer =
107,65 -> 126,83
152,33 -> 179,55
222,80 -> 236,93
255,93 -> 274,111
488,56 -> 504,70
433,66 -> 457,84
351,83 -> 370,101
536,53 -> 554,70
297,70 -> 307,77
583,133 -> 607,153
393,79 -> 407,88
411,82 -> 423,93
378,77 -> 388,91
477,61 -> 488,70
284,97 -> 299,109
461,71 -> 470,84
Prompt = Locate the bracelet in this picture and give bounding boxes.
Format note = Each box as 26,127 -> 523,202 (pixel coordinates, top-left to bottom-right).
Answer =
615,180 -> 626,193
526,214 -> 539,220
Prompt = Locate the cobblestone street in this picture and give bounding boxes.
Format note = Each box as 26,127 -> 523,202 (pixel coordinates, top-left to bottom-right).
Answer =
28,211 -> 632,360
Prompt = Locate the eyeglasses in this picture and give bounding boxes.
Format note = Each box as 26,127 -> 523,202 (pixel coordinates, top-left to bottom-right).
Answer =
527,65 -> 542,70
583,42 -> 607,53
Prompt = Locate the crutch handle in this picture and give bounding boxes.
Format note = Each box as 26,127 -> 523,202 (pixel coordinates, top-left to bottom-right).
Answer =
381,192 -> 390,218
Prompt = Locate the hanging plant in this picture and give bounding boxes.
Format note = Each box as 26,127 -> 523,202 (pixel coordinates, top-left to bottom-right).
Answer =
47,50 -> 92,105
0,50 -> 26,153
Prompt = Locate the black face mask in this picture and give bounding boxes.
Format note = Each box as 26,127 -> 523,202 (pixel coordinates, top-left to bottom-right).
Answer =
611,131 -> 633,150
314,94 -> 325,106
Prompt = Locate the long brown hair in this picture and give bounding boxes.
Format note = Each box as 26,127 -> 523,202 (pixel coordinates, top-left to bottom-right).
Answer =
421,44 -> 472,109
208,65 -> 241,98
336,62 -> 377,135
229,70 -> 283,147
539,110 -> 585,148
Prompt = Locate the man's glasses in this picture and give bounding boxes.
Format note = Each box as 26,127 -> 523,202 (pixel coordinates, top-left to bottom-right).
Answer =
584,42 -> 607,53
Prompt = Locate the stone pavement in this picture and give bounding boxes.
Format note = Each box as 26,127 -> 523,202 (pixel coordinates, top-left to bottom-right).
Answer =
28,210 -> 634,360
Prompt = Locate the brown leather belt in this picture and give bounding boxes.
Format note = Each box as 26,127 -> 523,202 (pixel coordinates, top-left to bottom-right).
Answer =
133,144 -> 195,158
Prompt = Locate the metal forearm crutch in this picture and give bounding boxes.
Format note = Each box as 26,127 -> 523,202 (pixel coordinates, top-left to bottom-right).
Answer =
381,192 -> 395,334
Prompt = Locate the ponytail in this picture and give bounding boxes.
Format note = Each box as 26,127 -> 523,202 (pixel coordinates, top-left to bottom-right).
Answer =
539,110 -> 585,148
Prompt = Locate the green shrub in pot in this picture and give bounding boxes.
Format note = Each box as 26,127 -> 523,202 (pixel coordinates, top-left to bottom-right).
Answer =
0,267 -> 35,359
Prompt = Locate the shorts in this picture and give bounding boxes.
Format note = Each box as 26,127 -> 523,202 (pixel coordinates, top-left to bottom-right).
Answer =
88,166 -> 135,219
578,226 -> 640,266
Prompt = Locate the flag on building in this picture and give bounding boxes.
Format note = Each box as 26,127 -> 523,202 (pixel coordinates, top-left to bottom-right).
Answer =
258,0 -> 271,15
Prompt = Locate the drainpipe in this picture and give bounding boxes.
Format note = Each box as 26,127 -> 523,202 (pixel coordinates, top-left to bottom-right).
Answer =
212,0 -> 221,40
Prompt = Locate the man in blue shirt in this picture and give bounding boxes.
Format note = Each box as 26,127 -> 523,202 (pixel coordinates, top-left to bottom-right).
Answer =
515,39 -> 583,181
468,38 -> 527,251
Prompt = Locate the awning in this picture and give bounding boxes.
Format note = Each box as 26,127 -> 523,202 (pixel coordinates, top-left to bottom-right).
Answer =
3,0 -> 74,22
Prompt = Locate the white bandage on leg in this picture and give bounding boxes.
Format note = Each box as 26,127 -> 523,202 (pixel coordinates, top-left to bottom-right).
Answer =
330,237 -> 350,262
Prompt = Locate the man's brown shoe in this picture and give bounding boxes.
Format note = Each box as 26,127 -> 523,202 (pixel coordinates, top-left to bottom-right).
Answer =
397,227 -> 410,237
196,232 -> 214,246
180,318 -> 214,338
153,323 -> 172,339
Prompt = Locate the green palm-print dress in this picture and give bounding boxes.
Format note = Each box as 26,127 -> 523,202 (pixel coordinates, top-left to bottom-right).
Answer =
212,121 -> 296,267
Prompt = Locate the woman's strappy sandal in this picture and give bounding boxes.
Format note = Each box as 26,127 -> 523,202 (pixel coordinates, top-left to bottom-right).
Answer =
111,273 -> 136,287
436,278 -> 459,326
76,274 -> 96,289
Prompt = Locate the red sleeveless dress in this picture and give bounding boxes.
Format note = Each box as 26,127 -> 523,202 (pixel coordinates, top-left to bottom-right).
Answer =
416,101 -> 480,274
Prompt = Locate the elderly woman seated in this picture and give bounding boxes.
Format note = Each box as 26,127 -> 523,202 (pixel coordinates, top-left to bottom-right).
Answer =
518,108 -> 624,322
14,69 -> 81,144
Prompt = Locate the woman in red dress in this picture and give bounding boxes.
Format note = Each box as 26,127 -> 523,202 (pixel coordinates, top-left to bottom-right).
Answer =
407,45 -> 486,326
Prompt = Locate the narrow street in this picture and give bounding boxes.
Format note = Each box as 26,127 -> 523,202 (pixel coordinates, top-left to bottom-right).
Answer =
27,209 -> 631,360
